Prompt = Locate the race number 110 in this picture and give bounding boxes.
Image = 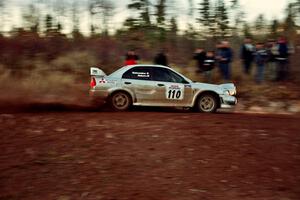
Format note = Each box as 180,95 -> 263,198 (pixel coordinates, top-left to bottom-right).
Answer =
168,89 -> 181,99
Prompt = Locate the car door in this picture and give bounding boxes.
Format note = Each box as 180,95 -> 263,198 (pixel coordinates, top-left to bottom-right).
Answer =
151,67 -> 194,106
121,67 -> 158,105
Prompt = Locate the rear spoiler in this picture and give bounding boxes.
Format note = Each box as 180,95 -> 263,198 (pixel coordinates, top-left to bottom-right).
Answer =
90,67 -> 106,76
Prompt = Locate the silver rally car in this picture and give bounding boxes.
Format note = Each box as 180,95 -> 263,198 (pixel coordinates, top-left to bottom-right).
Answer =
89,65 -> 237,113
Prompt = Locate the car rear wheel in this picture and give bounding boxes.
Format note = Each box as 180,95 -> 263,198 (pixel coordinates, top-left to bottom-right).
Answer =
110,91 -> 132,111
197,94 -> 218,113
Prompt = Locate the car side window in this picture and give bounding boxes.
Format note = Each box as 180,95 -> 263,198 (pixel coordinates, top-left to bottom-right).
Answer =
152,67 -> 188,83
152,67 -> 173,82
122,67 -> 152,80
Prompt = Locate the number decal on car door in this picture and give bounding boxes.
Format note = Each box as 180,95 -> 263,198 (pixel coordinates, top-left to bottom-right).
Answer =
166,84 -> 184,100
168,90 -> 182,99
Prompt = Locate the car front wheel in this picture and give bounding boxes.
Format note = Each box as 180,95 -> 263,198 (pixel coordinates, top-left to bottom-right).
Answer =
110,91 -> 132,111
197,94 -> 218,113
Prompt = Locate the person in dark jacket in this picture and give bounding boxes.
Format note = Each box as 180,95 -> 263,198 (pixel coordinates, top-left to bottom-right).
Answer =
154,49 -> 168,66
193,48 -> 206,73
275,37 -> 289,81
217,41 -> 233,80
202,51 -> 216,83
240,38 -> 255,75
125,50 -> 139,66
254,43 -> 268,84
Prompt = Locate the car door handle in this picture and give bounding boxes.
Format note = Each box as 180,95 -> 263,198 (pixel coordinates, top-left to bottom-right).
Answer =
157,83 -> 165,87
124,82 -> 132,85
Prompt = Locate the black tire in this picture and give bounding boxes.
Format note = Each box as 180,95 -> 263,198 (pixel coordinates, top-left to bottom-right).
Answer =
196,94 -> 218,113
109,91 -> 132,111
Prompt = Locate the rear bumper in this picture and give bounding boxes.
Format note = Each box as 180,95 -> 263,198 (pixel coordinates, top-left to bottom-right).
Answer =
89,89 -> 110,102
220,95 -> 237,108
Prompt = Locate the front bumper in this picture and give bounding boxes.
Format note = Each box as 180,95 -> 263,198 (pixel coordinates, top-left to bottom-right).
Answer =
220,95 -> 237,108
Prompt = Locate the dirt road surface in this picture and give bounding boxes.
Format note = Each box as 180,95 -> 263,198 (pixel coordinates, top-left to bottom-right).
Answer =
0,106 -> 300,200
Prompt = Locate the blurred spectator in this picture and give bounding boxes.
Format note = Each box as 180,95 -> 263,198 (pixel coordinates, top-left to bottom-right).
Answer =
202,51 -> 216,83
275,37 -> 289,81
125,50 -> 139,66
216,41 -> 233,81
254,42 -> 268,84
193,48 -> 206,73
154,49 -> 168,66
265,39 -> 278,81
240,38 -> 255,75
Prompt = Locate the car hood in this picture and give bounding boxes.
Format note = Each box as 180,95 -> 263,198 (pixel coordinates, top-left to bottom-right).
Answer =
219,83 -> 236,90
191,82 -> 236,94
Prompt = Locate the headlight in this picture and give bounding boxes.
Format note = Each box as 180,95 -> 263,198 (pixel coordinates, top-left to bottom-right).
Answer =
224,90 -> 236,96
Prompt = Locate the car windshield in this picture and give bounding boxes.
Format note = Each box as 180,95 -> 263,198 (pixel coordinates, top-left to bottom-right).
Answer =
151,67 -> 191,83
169,69 -> 192,83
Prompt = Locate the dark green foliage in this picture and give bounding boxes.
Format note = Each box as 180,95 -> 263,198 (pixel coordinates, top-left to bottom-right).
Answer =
255,14 -> 266,32
242,23 -> 252,38
89,0 -> 115,34
127,0 -> 151,28
198,0 -> 211,27
283,3 -> 297,40
215,0 -> 229,37
270,19 -> 279,39
285,3 -> 296,29
57,23 -> 62,32
231,0 -> 238,8
169,17 -> 178,34
199,0 -> 229,38
155,0 -> 167,26
23,4 -> 39,32
45,14 -> 54,33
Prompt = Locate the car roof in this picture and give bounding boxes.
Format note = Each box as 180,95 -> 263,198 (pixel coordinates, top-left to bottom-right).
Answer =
109,64 -> 172,78
126,64 -> 170,68
108,64 -> 192,83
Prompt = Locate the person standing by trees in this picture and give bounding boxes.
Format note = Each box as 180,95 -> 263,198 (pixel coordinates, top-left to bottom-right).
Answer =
125,50 -> 139,66
216,41 -> 233,80
240,38 -> 255,75
275,37 -> 289,81
193,48 -> 206,73
154,49 -> 168,66
265,39 -> 278,81
202,51 -> 216,83
254,42 -> 268,84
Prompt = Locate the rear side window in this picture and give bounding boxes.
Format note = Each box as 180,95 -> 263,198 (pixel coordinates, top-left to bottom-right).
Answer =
122,67 -> 152,80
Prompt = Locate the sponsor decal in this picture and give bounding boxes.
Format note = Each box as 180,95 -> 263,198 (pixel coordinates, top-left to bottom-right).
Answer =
132,71 -> 150,78
99,78 -> 107,84
166,84 -> 184,100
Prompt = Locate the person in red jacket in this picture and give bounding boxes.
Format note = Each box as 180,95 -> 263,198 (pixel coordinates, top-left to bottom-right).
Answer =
125,50 -> 139,66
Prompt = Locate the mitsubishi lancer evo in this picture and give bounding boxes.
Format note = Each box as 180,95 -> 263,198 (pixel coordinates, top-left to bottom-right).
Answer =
89,65 -> 237,113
